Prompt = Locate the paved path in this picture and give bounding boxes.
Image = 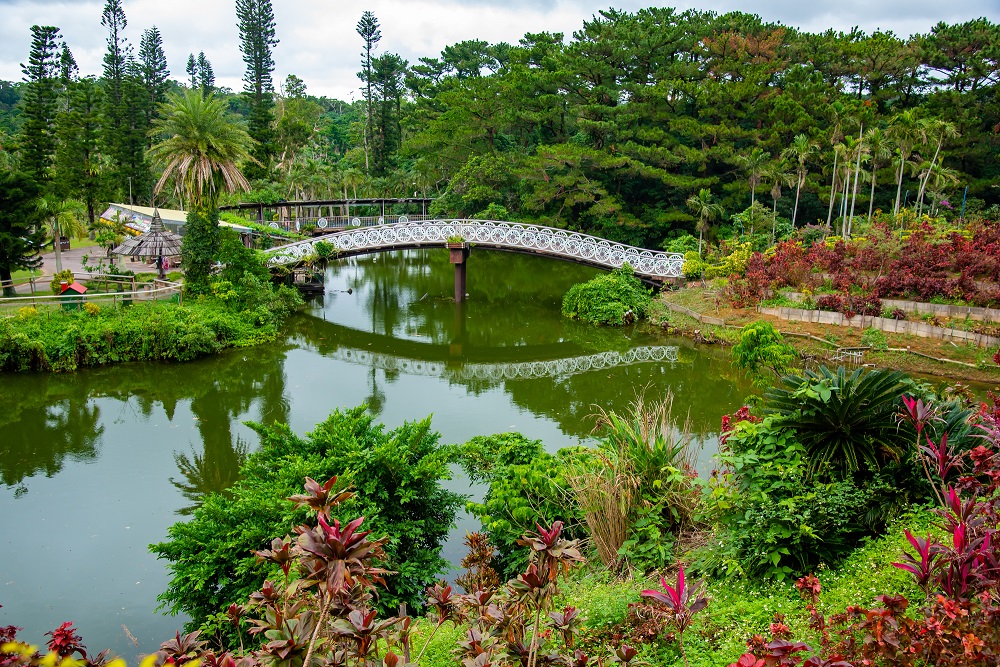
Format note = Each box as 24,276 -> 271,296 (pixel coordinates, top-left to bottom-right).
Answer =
10,246 -> 173,295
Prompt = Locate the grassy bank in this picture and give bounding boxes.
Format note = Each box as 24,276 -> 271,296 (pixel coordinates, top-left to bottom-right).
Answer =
411,509 -> 935,667
0,284 -> 301,372
651,286 -> 1000,384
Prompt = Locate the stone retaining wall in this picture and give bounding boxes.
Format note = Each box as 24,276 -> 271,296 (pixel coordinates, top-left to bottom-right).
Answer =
782,292 -> 1000,323
758,306 -> 1000,348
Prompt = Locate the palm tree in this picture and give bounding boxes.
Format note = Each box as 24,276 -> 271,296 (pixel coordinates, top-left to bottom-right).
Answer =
824,106 -> 848,230
89,211 -> 131,270
864,127 -> 893,221
763,161 -> 795,242
825,141 -> 846,231
733,147 -> 770,208
37,196 -> 87,273
685,189 -> 723,257
915,120 -> 958,215
781,134 -> 818,227
888,110 -> 928,217
845,130 -> 867,238
922,160 -> 960,216
147,90 -> 258,209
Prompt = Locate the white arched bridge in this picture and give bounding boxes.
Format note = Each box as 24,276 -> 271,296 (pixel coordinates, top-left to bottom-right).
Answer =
263,219 -> 685,279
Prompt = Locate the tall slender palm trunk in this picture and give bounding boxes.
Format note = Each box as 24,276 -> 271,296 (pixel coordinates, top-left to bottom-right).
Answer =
826,149 -> 839,230
792,174 -> 803,228
893,155 -> 906,217
868,165 -> 878,221
916,138 -> 944,215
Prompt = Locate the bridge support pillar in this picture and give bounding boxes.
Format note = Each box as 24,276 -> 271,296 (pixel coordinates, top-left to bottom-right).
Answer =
448,243 -> 470,302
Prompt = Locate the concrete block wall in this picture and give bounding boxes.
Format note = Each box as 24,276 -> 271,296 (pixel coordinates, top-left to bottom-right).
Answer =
758,306 -> 1000,348
781,292 -> 1000,323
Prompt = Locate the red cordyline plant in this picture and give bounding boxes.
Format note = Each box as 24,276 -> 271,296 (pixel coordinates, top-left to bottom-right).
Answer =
640,565 -> 708,667
722,395 -> 1000,667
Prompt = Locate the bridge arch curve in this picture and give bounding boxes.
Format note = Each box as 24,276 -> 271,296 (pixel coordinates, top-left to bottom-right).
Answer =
263,219 -> 684,279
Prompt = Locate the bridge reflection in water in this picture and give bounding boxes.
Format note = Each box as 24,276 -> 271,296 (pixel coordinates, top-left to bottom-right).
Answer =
330,344 -> 681,382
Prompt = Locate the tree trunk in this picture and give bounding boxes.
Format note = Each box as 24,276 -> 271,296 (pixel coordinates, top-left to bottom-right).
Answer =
826,149 -> 840,230
848,134 -> 863,238
792,173 -> 803,227
916,138 -> 943,215
771,198 -> 778,244
848,167 -> 862,238
1,267 -> 14,297
868,164 -> 878,221
53,225 -> 63,274
893,153 -> 906,217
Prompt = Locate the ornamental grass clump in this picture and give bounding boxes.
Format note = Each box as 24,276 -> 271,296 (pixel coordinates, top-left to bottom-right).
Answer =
567,392 -> 701,573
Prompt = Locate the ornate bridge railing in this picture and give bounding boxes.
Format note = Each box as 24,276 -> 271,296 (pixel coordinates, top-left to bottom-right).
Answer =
264,220 -> 685,278
329,345 -> 681,382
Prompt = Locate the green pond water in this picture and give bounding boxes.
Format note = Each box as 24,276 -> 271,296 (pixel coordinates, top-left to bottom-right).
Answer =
0,249 -> 751,660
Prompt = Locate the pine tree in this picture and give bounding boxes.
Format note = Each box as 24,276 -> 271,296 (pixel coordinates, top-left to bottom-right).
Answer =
371,52 -> 406,176
236,0 -> 278,180
55,77 -> 106,225
139,26 -> 170,122
18,25 -> 62,184
186,53 -> 198,89
120,58 -> 154,203
100,0 -> 137,200
58,41 -> 78,84
196,52 -> 215,97
0,171 -> 46,296
356,11 -> 381,174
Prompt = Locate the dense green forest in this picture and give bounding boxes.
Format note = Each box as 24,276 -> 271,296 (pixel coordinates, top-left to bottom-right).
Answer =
1,3 -> 998,251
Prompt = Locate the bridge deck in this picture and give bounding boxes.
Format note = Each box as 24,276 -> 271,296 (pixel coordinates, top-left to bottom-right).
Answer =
264,219 -> 684,279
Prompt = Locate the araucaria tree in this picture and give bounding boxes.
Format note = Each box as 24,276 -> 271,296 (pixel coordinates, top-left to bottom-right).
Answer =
0,172 -> 46,296
147,90 -> 257,290
236,0 -> 278,180
18,25 -> 62,184
356,11 -> 381,174
196,52 -> 215,97
55,77 -> 106,225
100,0 -> 152,202
138,26 -> 170,125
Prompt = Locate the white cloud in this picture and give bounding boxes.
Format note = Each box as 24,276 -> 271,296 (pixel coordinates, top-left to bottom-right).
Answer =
0,0 -> 995,99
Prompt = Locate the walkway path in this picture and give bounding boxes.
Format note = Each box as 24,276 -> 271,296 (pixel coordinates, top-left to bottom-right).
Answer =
10,246 -> 165,295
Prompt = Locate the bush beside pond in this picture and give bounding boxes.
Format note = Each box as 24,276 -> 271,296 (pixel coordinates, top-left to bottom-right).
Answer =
0,279 -> 301,372
562,264 -> 652,325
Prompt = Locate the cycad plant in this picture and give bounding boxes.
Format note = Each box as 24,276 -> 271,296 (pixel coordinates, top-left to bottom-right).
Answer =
764,366 -> 912,478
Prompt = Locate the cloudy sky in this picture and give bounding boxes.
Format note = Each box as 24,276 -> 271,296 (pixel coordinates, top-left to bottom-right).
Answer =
1,0 -> 995,99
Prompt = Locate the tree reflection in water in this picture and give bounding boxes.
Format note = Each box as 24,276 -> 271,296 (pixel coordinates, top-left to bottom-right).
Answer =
0,340 -> 291,515
0,399 -> 105,491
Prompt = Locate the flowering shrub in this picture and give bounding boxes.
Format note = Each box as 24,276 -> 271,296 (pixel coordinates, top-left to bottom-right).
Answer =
720,406 -> 760,446
754,220 -> 1000,306
814,294 -> 843,312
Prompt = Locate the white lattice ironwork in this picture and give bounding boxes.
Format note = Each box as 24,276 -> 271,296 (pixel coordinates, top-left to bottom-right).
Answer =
330,345 -> 680,381
264,220 -> 685,278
